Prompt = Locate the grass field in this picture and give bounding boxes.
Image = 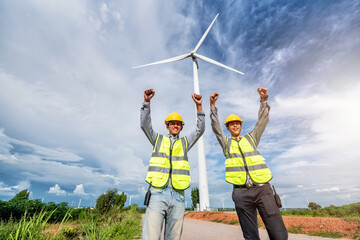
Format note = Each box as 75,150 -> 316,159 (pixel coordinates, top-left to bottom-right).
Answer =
0,206 -> 142,240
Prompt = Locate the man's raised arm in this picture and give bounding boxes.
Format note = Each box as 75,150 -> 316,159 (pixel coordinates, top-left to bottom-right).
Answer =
187,93 -> 205,150
140,89 -> 157,146
210,92 -> 227,154
250,87 -> 270,147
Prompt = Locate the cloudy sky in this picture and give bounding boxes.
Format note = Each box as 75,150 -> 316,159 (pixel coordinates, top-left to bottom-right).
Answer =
1,0 -> 359,209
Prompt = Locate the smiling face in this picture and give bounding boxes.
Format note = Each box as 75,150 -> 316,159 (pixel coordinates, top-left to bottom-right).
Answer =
166,121 -> 183,137
226,121 -> 242,139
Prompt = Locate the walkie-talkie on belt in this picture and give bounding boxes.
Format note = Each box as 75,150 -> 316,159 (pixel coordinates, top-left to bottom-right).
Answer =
272,185 -> 282,208
144,183 -> 152,206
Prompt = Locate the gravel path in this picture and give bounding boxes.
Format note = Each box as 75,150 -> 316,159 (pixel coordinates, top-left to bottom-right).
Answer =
179,218 -> 346,240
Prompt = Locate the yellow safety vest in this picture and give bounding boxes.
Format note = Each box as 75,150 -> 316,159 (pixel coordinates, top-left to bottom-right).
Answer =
146,134 -> 190,190
225,134 -> 272,185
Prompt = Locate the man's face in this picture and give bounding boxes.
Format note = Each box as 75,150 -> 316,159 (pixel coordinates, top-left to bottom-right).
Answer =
166,121 -> 183,137
226,121 -> 242,138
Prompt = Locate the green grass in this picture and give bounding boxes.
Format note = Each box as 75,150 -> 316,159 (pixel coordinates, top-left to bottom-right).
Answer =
353,232 -> 360,240
309,231 -> 346,238
227,220 -> 239,225
280,202 -> 360,220
211,218 -> 223,223
287,225 -> 304,234
0,207 -> 142,240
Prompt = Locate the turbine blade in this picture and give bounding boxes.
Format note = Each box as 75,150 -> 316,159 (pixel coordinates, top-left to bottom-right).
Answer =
133,53 -> 191,69
193,13 -> 219,53
193,53 -> 244,75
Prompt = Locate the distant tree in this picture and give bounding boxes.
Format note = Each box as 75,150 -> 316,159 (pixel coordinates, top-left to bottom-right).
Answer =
114,192 -> 127,209
308,202 -> 322,210
96,189 -> 127,215
12,189 -> 30,200
191,187 -> 199,209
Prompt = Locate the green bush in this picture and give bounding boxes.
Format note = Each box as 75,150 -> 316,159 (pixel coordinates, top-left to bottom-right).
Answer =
96,189 -> 127,216
281,202 -> 360,220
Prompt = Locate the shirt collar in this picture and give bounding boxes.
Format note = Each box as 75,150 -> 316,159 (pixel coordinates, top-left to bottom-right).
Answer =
168,134 -> 180,140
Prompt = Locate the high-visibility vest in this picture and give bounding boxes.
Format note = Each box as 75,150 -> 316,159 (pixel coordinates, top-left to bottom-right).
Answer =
225,134 -> 272,185
146,134 -> 190,190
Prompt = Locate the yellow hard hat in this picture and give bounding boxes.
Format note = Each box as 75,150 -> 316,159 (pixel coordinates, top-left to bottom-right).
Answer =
224,114 -> 243,126
165,112 -> 184,125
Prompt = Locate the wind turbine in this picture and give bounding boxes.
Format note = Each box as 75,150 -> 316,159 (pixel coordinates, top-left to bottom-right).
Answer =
134,14 -> 244,211
129,195 -> 135,206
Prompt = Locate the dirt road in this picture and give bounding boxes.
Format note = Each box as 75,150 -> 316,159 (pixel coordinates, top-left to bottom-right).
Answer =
180,218 -> 346,240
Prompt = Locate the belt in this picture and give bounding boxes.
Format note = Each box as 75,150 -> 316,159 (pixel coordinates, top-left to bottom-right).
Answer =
233,183 -> 269,189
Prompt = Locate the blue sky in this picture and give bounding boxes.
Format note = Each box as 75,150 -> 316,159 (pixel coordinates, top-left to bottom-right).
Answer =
1,0 -> 360,208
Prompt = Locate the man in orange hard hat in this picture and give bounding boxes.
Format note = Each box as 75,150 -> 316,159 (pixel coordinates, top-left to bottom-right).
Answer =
210,88 -> 288,240
141,89 -> 205,240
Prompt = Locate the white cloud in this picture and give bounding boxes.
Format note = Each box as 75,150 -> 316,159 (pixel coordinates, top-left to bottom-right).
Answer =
73,184 -> 88,196
0,182 -> 15,197
0,181 -> 32,197
316,187 -> 340,193
100,3 -> 110,23
12,180 -> 31,191
48,184 -> 67,196
336,194 -> 351,200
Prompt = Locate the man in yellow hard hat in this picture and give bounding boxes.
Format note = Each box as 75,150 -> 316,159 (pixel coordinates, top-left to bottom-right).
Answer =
141,88 -> 205,240
210,88 -> 288,240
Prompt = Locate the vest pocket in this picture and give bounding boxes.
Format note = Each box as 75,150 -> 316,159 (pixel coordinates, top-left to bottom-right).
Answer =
225,158 -> 242,166
150,157 -> 166,165
172,160 -> 189,168
172,174 -> 190,190
249,155 -> 265,164
150,171 -> 165,178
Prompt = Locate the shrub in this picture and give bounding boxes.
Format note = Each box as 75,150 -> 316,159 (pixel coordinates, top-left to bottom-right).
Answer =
96,189 -> 127,216
308,202 -> 321,210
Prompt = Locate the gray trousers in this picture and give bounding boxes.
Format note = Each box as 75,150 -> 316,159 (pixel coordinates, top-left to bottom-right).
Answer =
232,183 -> 288,240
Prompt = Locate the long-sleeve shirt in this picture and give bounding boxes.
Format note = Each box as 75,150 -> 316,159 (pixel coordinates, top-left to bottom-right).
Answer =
210,101 -> 270,155
141,102 -> 205,151
210,101 -> 270,185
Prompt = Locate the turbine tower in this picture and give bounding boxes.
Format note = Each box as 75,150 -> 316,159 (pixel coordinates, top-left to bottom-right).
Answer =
134,14 -> 243,211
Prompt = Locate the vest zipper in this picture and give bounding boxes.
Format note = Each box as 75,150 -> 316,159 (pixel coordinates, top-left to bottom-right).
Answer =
236,139 -> 253,187
169,140 -> 173,186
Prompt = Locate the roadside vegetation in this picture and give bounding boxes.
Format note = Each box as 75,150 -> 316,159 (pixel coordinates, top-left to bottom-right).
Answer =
0,189 -> 142,239
281,202 -> 360,239
281,202 -> 360,221
186,201 -> 360,239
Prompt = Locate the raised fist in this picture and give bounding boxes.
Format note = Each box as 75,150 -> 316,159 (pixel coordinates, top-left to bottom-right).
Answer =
257,88 -> 268,98
192,93 -> 202,105
210,92 -> 219,104
144,89 -> 155,102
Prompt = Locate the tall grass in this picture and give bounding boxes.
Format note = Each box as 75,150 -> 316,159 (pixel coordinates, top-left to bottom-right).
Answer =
0,205 -> 142,240
2,208 -> 70,240
79,206 -> 142,240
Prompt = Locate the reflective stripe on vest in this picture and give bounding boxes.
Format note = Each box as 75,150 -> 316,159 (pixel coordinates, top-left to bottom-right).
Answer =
146,134 -> 190,190
225,134 -> 272,185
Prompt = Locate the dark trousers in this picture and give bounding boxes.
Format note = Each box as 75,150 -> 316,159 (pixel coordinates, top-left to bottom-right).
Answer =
232,184 -> 288,240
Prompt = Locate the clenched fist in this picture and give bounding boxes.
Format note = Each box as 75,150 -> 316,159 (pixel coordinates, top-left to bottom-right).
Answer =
144,89 -> 155,103
192,93 -> 202,105
210,92 -> 219,104
210,92 -> 219,109
257,88 -> 268,97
